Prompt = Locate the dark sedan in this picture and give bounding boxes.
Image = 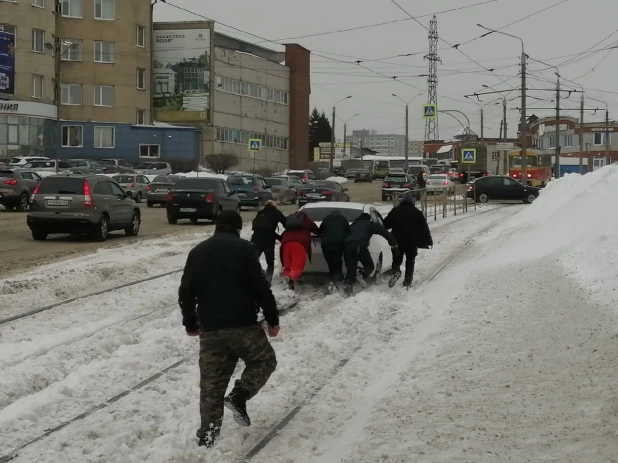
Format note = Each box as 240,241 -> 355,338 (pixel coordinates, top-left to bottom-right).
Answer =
146,174 -> 181,207
0,168 -> 42,212
354,169 -> 373,183
382,173 -> 420,201
467,176 -> 540,204
298,181 -> 350,208
227,174 -> 273,209
166,178 -> 240,224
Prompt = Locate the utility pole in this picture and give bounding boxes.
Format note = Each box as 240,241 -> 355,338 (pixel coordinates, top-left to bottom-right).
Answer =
579,92 -> 584,172
503,97 -> 508,175
521,51 -> 528,185
554,73 -> 561,179
343,122 -> 347,158
54,37 -> 62,174
605,106 -> 610,161
330,105 -> 336,171
424,16 -> 441,141
480,108 -> 484,142
405,103 -> 409,169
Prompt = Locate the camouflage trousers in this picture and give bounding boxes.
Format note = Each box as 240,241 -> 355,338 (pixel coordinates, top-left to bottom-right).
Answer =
198,324 -> 277,434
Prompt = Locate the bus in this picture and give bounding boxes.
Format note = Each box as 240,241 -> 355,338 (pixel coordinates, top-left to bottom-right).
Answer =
361,155 -> 425,178
508,149 -> 552,187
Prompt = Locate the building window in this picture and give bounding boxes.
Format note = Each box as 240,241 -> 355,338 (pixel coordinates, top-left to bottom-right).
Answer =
94,41 -> 114,63
563,134 -> 573,147
94,126 -> 115,148
94,85 -> 114,107
32,75 -> 43,99
61,84 -> 82,105
32,29 -> 44,53
139,144 -> 160,158
62,125 -> 83,147
61,0 -> 83,18
32,0 -> 45,6
94,0 -> 114,20
594,132 -> 611,146
548,136 -> 555,149
136,25 -> 145,47
136,68 -> 146,90
61,39 -> 82,61
136,110 -> 146,125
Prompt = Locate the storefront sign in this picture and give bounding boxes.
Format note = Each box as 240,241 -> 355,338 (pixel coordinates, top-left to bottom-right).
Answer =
0,100 -> 57,119
0,30 -> 15,96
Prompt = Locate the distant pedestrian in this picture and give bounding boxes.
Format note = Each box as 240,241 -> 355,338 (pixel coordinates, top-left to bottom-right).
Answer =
343,213 -> 399,296
280,210 -> 319,290
384,191 -> 433,288
251,200 -> 286,283
417,170 -> 427,189
319,210 -> 350,286
178,210 -> 280,448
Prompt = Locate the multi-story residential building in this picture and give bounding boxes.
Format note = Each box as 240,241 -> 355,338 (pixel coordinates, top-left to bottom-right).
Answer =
347,129 -> 423,157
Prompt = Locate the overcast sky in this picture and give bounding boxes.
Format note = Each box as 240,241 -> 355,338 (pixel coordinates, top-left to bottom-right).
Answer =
155,0 -> 618,142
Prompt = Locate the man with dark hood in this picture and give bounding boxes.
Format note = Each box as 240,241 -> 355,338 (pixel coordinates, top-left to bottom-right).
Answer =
417,170 -> 427,189
384,191 -> 433,288
178,210 -> 280,449
319,210 -> 350,286
251,200 -> 287,283
343,212 -> 398,295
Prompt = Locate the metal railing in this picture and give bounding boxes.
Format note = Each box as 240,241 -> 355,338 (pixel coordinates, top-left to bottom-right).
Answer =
386,184 -> 476,221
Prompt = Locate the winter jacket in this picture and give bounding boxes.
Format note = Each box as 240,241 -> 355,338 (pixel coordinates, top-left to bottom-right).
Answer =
383,202 -> 433,249
319,210 -> 350,248
344,213 -> 397,248
251,204 -> 286,246
417,171 -> 426,189
280,211 -> 319,261
178,224 -> 279,332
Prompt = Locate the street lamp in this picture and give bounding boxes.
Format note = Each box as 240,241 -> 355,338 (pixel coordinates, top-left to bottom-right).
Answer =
336,113 -> 359,158
330,96 -> 352,170
464,95 -> 501,142
392,92 -> 423,169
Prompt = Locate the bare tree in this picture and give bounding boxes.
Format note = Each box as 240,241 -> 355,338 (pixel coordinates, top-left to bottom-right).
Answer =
204,153 -> 239,174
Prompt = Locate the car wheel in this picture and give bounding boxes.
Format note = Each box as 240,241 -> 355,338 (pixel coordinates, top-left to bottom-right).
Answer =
17,193 -> 29,212
190,218 -> 199,224
32,229 -> 48,241
125,211 -> 140,236
146,201 -> 153,208
236,204 -> 241,214
478,193 -> 489,203
93,215 -> 109,242
214,206 -> 223,218
255,198 -> 263,211
290,194 -> 297,205
167,217 -> 178,225
135,192 -> 142,203
373,254 -> 383,285
525,193 -> 537,204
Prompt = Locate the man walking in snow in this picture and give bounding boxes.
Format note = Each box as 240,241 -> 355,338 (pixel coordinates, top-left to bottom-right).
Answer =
384,191 -> 433,288
251,200 -> 286,284
319,209 -> 350,287
178,210 -> 280,448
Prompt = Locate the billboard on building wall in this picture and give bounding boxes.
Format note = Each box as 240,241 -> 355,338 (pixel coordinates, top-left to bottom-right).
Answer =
0,28 -> 16,97
153,25 -> 213,122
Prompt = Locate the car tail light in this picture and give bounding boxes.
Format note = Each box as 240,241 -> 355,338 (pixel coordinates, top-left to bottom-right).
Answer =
442,181 -> 449,185
131,182 -> 136,188
459,173 -> 464,177
382,183 -> 388,188
253,187 -> 259,193
322,190 -> 332,196
467,186 -> 473,191
527,173 -> 532,178
84,180 -> 93,207
3,179 -> 17,185
272,188 -> 281,192
146,185 -> 151,191
403,183 -> 410,188
205,193 -> 213,202
299,189 -> 307,196
167,192 -> 173,202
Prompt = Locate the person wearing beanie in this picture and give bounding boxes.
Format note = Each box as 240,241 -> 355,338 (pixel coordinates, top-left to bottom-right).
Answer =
178,210 -> 280,448
251,200 -> 287,283
383,191 -> 433,288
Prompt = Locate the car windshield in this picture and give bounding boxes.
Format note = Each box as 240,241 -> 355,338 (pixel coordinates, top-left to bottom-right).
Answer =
407,166 -> 425,174
174,179 -> 219,189
306,182 -> 337,189
37,177 -> 85,194
266,178 -> 284,185
357,170 -> 370,174
113,175 -> 135,183
302,207 -> 363,223
228,176 -> 255,186
385,175 -> 407,182
152,175 -> 177,183
134,163 -> 156,169
0,170 -> 15,178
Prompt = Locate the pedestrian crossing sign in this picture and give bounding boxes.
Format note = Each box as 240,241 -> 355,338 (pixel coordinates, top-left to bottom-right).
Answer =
248,138 -> 262,152
462,148 -> 477,164
423,104 -> 437,119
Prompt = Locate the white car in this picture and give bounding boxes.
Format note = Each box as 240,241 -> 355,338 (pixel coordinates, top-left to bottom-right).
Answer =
426,174 -> 455,194
9,156 -> 50,167
299,202 -> 394,278
133,161 -> 173,176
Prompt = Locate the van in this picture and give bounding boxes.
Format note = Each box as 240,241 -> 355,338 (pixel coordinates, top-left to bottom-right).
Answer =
407,165 -> 430,179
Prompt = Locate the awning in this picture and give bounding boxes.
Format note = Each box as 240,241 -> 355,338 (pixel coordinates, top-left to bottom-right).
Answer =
437,145 -> 453,154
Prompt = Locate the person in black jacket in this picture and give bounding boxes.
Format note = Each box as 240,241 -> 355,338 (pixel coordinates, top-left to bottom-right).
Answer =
343,213 -> 399,295
251,200 -> 286,283
319,210 -> 350,286
178,210 -> 280,448
417,170 -> 427,189
384,191 -> 433,288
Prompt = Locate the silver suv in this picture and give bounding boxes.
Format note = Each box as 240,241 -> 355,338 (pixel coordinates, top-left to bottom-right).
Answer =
27,175 -> 141,242
0,168 -> 42,212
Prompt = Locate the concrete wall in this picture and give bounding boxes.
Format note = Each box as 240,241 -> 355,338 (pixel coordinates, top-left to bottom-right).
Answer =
211,46 -> 290,172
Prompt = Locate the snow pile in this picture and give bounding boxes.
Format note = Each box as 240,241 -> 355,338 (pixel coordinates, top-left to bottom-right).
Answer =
325,176 -> 348,184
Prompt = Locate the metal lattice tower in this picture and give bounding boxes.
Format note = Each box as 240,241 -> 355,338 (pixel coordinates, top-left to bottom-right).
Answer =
424,15 -> 441,141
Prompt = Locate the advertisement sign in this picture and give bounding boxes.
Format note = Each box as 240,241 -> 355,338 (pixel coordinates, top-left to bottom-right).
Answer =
153,27 -> 212,122
0,30 -> 15,97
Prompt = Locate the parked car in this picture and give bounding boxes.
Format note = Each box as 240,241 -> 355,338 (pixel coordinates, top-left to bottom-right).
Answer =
146,174 -> 181,207
426,174 -> 455,194
297,181 -> 350,208
27,174 -> 140,241
381,173 -> 420,201
9,156 -> 50,167
299,202 -> 393,277
166,177 -> 240,224
0,168 -> 43,212
133,162 -> 173,176
266,177 -> 297,204
429,165 -> 445,175
101,158 -> 134,173
67,159 -> 106,175
275,175 -> 304,190
112,174 -> 151,203
287,169 -> 316,183
354,169 -> 373,183
345,169 -> 358,180
0,157 -> 11,166
227,174 -> 273,209
467,176 -> 540,204
407,164 -> 430,180
19,160 -> 71,173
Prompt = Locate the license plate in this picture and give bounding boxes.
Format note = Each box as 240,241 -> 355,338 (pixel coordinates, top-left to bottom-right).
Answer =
180,208 -> 196,213
47,200 -> 69,206
307,193 -> 321,198
237,192 -> 246,197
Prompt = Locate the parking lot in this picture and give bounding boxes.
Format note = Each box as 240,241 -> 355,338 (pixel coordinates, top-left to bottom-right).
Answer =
0,180 -> 385,277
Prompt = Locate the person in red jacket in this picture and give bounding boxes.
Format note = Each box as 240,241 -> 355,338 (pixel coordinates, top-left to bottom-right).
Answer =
280,210 -> 319,290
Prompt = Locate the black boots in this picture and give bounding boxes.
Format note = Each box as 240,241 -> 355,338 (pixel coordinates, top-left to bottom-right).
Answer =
224,389 -> 251,427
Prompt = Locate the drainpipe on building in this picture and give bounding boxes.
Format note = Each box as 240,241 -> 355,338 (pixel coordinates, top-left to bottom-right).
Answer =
150,1 -> 157,125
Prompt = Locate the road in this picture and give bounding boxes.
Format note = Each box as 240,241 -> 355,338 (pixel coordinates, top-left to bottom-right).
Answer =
0,181 -> 384,277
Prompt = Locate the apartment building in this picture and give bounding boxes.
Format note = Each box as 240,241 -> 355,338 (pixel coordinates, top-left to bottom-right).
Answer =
348,129 -> 423,157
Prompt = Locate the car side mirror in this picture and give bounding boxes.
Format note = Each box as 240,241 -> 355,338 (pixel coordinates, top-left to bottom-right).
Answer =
264,184 -> 271,189
125,191 -> 132,198
344,187 -> 349,191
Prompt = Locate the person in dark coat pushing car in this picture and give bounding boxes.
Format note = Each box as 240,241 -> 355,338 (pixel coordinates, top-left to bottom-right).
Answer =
251,200 -> 287,283
178,210 -> 280,449
319,210 -> 350,286
384,191 -> 433,288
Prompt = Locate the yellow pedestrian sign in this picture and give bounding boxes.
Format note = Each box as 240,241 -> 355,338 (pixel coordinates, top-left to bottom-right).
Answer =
248,138 -> 262,152
462,148 -> 477,164
423,104 -> 437,119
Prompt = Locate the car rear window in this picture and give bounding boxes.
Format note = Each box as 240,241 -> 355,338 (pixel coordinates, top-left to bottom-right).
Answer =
134,163 -> 155,169
407,166 -> 426,174
385,175 -> 407,182
302,207 -> 363,223
113,175 -> 135,183
37,177 -> 85,194
306,182 -> 337,189
266,178 -> 283,185
175,179 -> 219,189
429,175 -> 448,180
0,170 -> 15,178
228,176 -> 254,185
357,170 -> 370,174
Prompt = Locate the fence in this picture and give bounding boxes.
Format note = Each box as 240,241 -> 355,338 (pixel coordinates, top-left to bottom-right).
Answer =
386,184 -> 478,221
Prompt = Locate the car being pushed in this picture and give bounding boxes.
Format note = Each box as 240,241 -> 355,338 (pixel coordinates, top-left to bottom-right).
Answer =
27,174 -> 140,241
166,177 -> 240,224
467,175 -> 540,204
299,202 -> 393,278
297,181 -> 350,208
